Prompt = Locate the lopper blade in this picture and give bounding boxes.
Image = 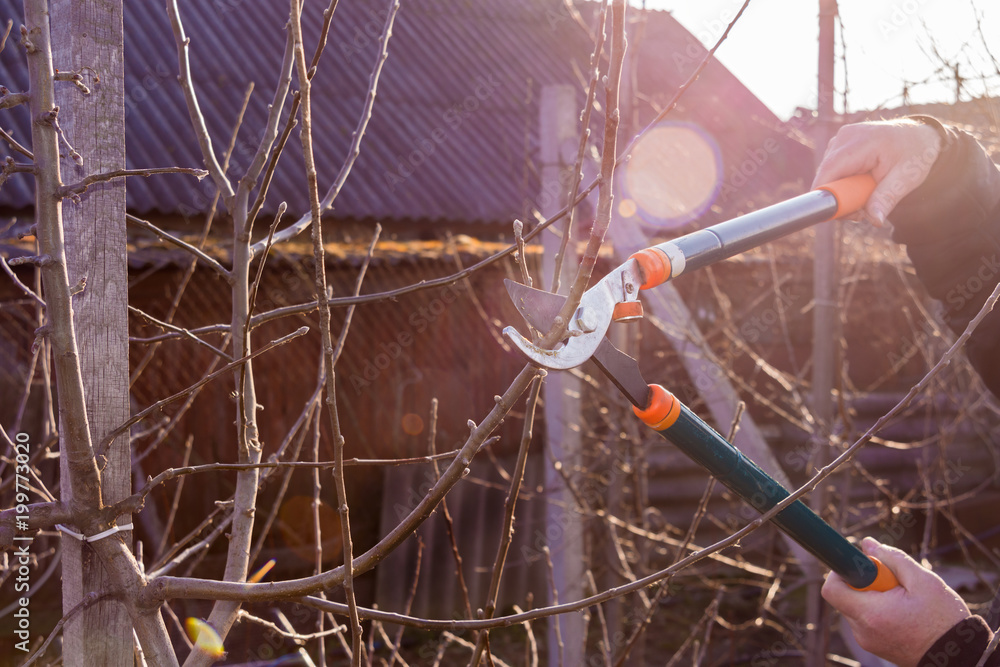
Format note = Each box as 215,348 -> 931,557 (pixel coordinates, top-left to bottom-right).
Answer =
503,280 -> 651,408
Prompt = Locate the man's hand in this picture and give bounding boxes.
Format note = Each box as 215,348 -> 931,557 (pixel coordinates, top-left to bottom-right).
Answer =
812,119 -> 943,225
822,537 -> 971,667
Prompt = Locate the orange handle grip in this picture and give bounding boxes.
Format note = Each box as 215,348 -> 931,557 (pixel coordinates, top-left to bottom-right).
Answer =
815,173 -> 877,219
850,556 -> 899,592
630,247 -> 671,290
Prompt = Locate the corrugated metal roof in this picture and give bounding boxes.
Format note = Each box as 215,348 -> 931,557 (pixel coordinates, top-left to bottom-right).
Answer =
0,0 -> 593,223
0,1 -> 810,225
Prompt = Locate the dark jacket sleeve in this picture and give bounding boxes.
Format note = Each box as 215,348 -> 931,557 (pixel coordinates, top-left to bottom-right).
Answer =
889,116 -> 1000,398
919,616 -> 999,667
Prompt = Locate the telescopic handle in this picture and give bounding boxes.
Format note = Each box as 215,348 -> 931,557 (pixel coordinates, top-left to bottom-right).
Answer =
634,384 -> 897,592
630,174 -> 878,290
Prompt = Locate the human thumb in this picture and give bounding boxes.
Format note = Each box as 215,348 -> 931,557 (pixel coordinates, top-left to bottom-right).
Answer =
861,537 -> 921,590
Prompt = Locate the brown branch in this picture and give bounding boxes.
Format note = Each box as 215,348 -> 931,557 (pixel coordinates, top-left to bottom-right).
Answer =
130,187 -> 601,345
239,29 -> 295,234
551,0 -> 608,294
0,18 -> 12,55
96,326 -> 308,457
164,0 -> 234,204
249,379 -> 324,568
126,213 -> 231,281
290,0 -> 399,659
0,125 -> 32,159
470,377 -> 542,666
154,435 -> 194,560
0,89 -> 28,109
249,0 -> 398,259
0,501 -> 71,545
128,305 -> 231,360
0,156 -> 35,189
538,0 -> 626,351
57,166 -> 207,198
142,364 -> 537,605
244,0 -> 339,233
0,254 -> 45,307
427,399 -> 474,620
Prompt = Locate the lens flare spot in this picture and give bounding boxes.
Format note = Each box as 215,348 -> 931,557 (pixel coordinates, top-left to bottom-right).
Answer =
618,198 -> 637,218
185,618 -> 225,658
623,122 -> 721,230
401,412 -> 424,435
249,558 -> 276,583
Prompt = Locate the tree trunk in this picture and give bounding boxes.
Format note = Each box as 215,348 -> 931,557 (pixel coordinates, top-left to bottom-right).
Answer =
51,1 -> 133,663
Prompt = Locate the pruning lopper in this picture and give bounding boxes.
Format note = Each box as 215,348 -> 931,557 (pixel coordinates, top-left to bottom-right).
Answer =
503,174 -> 899,592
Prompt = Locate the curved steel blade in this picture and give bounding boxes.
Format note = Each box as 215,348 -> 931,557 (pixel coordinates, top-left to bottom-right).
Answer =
502,280 -> 651,407
501,301 -> 613,370
504,279 -> 565,331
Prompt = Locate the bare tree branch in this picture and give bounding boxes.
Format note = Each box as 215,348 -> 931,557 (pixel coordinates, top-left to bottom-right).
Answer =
96,326 -> 308,457
125,213 -> 232,281
164,0 -> 235,204
57,166 -> 208,199
249,0 -> 399,258
0,254 -> 45,307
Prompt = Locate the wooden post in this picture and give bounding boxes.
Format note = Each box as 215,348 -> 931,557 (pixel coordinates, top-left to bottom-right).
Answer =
809,1 -> 838,664
539,84 -> 586,667
51,2 -> 132,663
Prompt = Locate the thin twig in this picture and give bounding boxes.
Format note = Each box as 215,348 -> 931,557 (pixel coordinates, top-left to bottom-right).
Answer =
428,399 -> 474,620
126,213 -> 231,281
0,18 -> 12,55
0,254 -> 45,307
128,305 -> 231,360
469,377 -> 543,666
154,435 -> 194,560
249,387 -> 321,567
22,592 -> 114,666
386,537 -> 423,667
239,30 -> 294,233
289,0 -> 395,661
57,166 -> 207,198
249,0 -> 398,259
551,0 -> 608,294
97,326 -> 308,457
164,0 -> 234,203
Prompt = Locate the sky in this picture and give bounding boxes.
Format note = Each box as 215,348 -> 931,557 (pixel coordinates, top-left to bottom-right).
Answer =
650,0 -> 1000,120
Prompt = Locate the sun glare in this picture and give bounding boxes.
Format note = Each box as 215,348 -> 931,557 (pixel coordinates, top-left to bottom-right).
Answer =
622,122 -> 722,229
